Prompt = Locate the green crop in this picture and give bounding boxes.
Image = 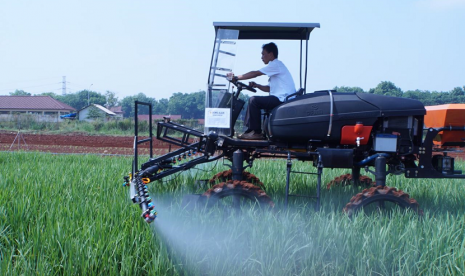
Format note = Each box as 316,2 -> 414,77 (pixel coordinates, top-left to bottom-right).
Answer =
2,152 -> 465,275
0,152 -> 177,275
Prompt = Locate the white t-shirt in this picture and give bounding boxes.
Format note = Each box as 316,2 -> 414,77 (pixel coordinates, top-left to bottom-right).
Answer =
259,59 -> 296,102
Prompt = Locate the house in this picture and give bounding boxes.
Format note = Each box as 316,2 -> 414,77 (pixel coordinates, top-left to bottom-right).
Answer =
0,96 -> 76,122
109,106 -> 124,118
78,104 -> 116,121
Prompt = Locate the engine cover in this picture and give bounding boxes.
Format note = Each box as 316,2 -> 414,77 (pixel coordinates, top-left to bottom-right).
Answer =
266,91 -> 425,145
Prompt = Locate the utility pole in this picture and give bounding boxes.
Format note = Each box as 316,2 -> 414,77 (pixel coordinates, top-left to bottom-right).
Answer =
62,76 -> 66,95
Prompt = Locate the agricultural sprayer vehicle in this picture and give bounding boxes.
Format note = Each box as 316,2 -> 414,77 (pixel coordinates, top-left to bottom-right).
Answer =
125,22 -> 465,223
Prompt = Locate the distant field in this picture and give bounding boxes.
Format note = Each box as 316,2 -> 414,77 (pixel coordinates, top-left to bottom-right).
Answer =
2,151 -> 465,275
0,131 -> 177,155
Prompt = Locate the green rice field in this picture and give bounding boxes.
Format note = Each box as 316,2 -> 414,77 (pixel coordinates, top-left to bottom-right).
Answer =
2,151 -> 465,275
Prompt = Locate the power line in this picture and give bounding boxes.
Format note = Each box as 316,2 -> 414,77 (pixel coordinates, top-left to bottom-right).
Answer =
0,77 -> 61,85
0,77 -> 99,95
0,82 -> 62,92
67,81 -> 96,91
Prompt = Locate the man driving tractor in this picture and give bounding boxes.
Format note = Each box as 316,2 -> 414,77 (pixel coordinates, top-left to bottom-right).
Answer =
227,42 -> 296,140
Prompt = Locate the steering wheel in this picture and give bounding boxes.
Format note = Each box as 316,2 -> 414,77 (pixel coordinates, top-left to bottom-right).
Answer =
230,78 -> 256,93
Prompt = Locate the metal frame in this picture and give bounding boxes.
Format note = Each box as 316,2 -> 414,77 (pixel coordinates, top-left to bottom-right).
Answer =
210,22 -> 320,96
206,22 -> 321,138
132,101 -> 153,176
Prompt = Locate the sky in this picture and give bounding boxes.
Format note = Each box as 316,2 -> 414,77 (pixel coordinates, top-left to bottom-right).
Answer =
0,0 -> 464,101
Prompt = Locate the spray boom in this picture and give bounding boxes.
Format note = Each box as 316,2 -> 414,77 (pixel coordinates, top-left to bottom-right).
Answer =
129,174 -> 157,223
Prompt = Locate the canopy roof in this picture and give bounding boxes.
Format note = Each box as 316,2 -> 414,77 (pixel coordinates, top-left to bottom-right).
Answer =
213,22 -> 320,40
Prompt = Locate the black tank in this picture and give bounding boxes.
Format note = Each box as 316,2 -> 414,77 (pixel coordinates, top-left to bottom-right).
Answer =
267,91 -> 425,143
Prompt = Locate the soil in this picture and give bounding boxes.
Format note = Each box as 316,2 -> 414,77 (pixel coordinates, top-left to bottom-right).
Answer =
0,130 -> 179,155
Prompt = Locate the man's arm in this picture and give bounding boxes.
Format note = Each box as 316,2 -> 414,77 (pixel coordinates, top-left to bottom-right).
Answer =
249,82 -> 270,92
226,71 -> 268,91
236,70 -> 263,80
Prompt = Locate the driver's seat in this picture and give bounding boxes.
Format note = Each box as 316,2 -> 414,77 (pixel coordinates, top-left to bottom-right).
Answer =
261,88 -> 305,139
262,88 -> 305,117
285,88 -> 305,102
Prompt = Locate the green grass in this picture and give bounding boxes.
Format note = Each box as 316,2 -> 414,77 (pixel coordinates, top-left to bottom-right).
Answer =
2,152 -> 465,275
150,159 -> 465,275
0,116 -> 203,136
0,152 -> 177,275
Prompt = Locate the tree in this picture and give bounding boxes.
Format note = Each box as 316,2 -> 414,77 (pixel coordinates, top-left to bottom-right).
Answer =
38,92 -> 60,98
105,90 -> 119,108
167,92 -> 189,118
153,98 -> 169,115
9,89 -> 31,96
120,93 -> 155,118
58,90 -> 106,110
368,81 -> 403,97
333,86 -> 365,93
450,87 -> 464,97
403,89 -> 426,101
167,91 -> 205,119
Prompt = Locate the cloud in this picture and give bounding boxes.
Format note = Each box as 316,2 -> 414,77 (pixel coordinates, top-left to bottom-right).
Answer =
416,0 -> 465,10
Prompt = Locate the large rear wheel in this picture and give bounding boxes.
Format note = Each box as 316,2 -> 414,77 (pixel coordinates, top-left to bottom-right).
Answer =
343,186 -> 423,216
200,180 -> 274,212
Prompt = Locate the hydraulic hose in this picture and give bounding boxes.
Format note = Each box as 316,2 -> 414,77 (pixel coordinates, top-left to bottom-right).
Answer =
141,165 -> 160,177
356,153 -> 390,167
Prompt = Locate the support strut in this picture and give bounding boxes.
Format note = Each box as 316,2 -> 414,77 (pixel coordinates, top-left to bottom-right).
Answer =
232,150 -> 245,181
375,156 -> 387,187
316,155 -> 322,211
232,150 -> 245,207
352,166 -> 361,185
285,152 -> 292,207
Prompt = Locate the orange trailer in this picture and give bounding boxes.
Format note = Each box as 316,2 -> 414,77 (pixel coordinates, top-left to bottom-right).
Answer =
425,104 -> 465,147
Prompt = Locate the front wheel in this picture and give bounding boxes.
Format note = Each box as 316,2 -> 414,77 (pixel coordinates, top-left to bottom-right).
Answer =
343,186 -> 423,216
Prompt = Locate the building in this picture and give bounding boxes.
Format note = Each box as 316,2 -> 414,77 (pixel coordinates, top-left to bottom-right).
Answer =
0,96 -> 76,122
109,106 -> 124,118
78,104 -> 116,121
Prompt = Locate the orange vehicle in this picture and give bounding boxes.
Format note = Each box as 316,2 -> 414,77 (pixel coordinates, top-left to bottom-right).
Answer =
425,104 -> 465,147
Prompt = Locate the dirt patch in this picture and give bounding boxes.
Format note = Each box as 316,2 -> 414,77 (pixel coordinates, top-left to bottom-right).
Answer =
0,131 -> 178,155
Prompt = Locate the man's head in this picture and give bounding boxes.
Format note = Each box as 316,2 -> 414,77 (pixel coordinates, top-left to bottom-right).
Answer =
261,42 -> 278,64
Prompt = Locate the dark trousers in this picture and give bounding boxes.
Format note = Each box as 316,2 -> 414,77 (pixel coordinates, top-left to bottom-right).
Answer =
244,95 -> 282,132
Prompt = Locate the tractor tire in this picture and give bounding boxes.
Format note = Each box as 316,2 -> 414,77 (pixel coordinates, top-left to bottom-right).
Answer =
326,173 -> 375,189
209,169 -> 265,190
201,180 -> 274,210
343,186 -> 423,216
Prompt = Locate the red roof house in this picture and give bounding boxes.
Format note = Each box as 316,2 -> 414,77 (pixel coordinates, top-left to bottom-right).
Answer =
0,96 -> 76,122
109,106 -> 124,118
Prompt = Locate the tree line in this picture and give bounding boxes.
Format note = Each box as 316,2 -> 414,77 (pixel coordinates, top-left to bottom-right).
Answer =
335,81 -> 465,106
9,81 -> 465,119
